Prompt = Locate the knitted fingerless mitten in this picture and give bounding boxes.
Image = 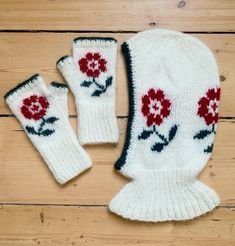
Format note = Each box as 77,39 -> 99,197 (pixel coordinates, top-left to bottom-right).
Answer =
57,37 -> 119,145
4,74 -> 92,184
109,29 -> 220,222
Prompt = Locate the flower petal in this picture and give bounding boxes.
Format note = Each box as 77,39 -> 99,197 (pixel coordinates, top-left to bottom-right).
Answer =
161,99 -> 171,109
147,114 -> 154,127
161,107 -> 170,118
148,88 -> 156,100
21,105 -> 33,119
155,89 -> 164,101
23,98 -> 31,106
93,53 -> 101,60
85,53 -> 93,60
38,96 -> 49,110
215,87 -> 221,100
154,115 -> 163,126
206,88 -> 217,100
93,69 -> 100,78
99,58 -> 107,72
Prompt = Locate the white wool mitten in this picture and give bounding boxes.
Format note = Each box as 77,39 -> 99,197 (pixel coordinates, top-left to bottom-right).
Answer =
4,74 -> 92,184
109,29 -> 220,222
57,37 -> 119,145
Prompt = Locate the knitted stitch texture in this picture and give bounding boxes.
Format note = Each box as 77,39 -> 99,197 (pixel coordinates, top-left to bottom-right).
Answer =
109,29 -> 220,222
4,74 -> 92,184
57,37 -> 119,145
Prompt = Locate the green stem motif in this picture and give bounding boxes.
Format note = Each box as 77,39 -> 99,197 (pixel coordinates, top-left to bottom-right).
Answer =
25,116 -> 59,137
80,76 -> 113,97
92,77 -> 105,90
138,124 -> 178,152
211,124 -> 216,134
37,117 -> 46,134
153,125 -> 168,144
193,123 -> 216,154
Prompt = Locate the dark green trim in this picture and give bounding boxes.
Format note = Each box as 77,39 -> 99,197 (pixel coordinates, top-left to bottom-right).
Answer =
74,37 -> 117,43
56,55 -> 70,64
50,82 -> 67,89
114,42 -> 135,171
4,74 -> 39,100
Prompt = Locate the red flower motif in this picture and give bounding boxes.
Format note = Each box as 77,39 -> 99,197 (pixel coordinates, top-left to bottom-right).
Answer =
78,52 -> 107,78
21,95 -> 49,121
141,88 -> 171,127
198,87 -> 220,125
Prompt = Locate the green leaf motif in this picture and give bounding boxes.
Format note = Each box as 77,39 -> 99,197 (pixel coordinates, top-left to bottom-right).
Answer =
204,144 -> 214,153
168,124 -> 178,142
138,129 -> 153,140
81,80 -> 92,87
40,129 -> 55,136
193,129 -> 212,140
25,126 -> 38,135
92,90 -> 103,97
105,76 -> 113,88
45,117 -> 59,124
151,142 -> 165,152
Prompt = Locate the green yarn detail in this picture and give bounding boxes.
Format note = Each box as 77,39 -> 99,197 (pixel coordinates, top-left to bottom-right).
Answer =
4,74 -> 39,100
50,82 -> 67,89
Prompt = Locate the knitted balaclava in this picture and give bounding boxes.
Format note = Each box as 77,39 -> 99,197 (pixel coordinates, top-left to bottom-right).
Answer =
109,29 -> 220,222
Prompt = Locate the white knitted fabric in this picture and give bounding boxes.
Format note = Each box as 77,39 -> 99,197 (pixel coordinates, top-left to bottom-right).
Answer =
57,37 -> 119,145
5,74 -> 92,184
109,29 -> 220,222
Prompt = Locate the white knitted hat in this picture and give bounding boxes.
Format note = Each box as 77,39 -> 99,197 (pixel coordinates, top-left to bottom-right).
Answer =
109,29 -> 220,222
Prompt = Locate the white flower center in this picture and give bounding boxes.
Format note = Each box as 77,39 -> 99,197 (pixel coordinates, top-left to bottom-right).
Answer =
30,102 -> 41,113
88,60 -> 99,70
208,99 -> 218,116
150,100 -> 162,115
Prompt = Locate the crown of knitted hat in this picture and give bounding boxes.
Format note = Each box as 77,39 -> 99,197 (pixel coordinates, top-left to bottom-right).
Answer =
109,29 -> 220,222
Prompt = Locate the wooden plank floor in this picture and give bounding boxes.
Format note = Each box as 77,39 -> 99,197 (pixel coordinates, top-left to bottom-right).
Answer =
0,1 -> 235,245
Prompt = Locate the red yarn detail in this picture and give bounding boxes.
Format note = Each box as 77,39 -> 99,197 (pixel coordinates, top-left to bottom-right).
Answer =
141,88 -> 171,127
78,52 -> 107,78
198,87 -> 220,125
21,95 -> 49,121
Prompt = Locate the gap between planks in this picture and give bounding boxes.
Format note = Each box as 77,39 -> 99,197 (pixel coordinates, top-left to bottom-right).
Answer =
0,203 -> 234,208
0,115 -> 235,119
1,30 -> 235,34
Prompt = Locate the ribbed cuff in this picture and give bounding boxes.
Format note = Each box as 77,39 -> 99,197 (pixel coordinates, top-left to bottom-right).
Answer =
109,169 -> 220,222
4,74 -> 43,104
57,56 -> 74,71
39,135 -> 92,184
78,102 -> 119,145
49,81 -> 68,92
73,37 -> 117,48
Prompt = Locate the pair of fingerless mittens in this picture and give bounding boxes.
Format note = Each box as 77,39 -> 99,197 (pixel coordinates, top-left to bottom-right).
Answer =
5,38 -> 119,184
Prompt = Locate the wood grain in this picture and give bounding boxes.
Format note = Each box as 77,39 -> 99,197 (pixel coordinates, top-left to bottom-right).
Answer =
0,205 -> 234,246
0,0 -> 235,244
0,117 -> 234,205
0,33 -> 234,117
0,0 -> 235,32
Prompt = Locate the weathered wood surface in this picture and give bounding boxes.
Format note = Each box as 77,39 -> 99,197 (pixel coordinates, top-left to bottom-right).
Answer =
0,33 -> 234,117
0,0 -> 235,244
0,0 -> 235,32
0,117 -> 234,205
0,205 -> 234,246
